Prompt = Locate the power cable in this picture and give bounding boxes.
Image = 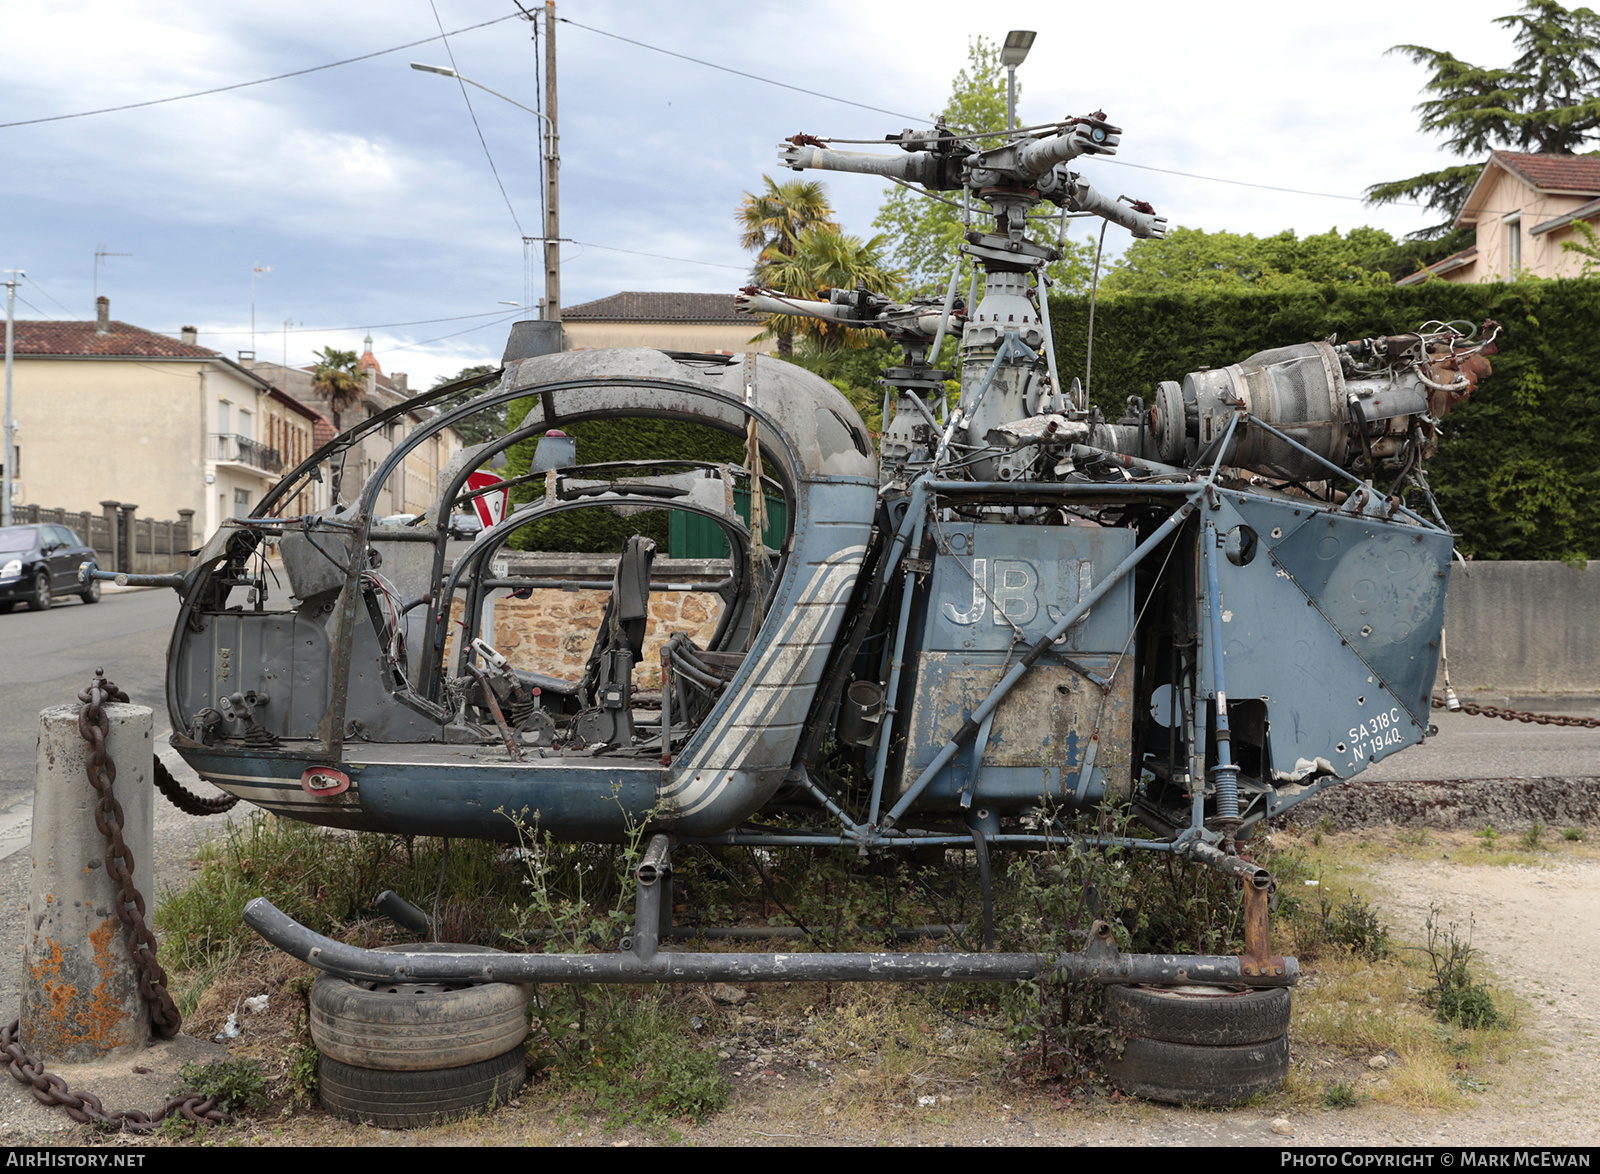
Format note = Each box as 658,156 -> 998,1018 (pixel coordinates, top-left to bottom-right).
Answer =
556,19 -> 1417,209
1097,157 -> 1425,208
0,12 -> 525,130
384,307 -> 530,353
526,236 -> 748,271
196,307 -> 527,338
23,276 -> 76,318
430,0 -> 524,237
556,16 -> 926,124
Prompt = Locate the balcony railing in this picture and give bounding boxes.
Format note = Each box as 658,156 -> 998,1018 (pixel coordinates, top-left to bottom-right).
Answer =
210,433 -> 283,475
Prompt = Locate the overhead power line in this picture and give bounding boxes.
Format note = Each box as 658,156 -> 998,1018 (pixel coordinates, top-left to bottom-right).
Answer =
0,12 -> 524,130
1099,158 -> 1425,207
194,307 -> 526,338
428,0 -> 524,237
563,239 -> 748,272
556,16 -> 926,125
561,20 -> 1415,210
23,275 -> 77,318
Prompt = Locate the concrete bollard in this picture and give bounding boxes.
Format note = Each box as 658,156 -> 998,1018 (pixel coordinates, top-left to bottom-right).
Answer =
22,703 -> 155,1062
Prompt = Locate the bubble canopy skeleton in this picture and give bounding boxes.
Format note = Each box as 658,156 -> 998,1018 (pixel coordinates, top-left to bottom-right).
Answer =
127,52 -> 1494,990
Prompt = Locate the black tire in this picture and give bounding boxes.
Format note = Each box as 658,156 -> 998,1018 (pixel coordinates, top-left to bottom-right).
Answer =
1106,1033 -> 1290,1106
27,572 -> 50,612
1105,984 -> 1291,1047
310,943 -> 531,1071
80,577 -> 101,605
317,1047 -> 526,1129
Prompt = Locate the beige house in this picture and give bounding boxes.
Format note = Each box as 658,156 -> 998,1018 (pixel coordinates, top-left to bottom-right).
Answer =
248,337 -> 463,519
4,297 -> 324,536
1399,152 -> 1600,285
561,292 -> 775,354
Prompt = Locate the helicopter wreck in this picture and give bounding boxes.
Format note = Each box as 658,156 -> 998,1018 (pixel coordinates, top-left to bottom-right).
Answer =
134,95 -> 1494,1010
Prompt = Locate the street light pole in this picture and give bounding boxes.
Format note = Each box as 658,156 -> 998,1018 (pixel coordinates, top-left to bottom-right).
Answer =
1001,30 -> 1036,132
411,0 -> 561,325
3,269 -> 19,529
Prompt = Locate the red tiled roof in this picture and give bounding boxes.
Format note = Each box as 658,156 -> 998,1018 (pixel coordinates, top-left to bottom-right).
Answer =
8,319 -> 219,358
1492,152 -> 1600,193
312,416 -> 338,447
564,291 -> 748,323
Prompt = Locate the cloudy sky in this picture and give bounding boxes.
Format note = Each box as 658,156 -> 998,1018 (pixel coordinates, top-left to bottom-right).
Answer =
1,0 -> 1523,387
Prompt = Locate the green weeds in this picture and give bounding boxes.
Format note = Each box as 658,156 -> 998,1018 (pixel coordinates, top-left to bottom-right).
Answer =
1420,906 -> 1502,1030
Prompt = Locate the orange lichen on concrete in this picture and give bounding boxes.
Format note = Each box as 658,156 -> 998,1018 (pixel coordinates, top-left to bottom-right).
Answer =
23,919 -> 132,1057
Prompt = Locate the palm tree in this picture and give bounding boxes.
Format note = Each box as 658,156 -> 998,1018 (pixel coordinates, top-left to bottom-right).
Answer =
759,225 -> 904,351
737,177 -> 839,354
312,346 -> 364,432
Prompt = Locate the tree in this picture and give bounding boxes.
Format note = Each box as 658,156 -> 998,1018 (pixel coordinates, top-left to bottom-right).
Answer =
872,37 -> 1095,296
311,346 -> 363,432
756,224 -> 904,351
1101,227 -> 1400,295
737,177 -> 839,353
1367,0 -> 1600,234
429,363 -> 503,447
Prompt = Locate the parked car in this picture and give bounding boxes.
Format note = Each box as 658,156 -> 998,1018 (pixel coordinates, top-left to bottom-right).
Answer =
0,524 -> 100,611
447,512 -> 482,540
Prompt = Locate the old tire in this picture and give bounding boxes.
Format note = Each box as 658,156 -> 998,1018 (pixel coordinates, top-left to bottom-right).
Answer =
80,576 -> 101,605
317,1047 -> 526,1129
309,944 -> 531,1072
1106,1033 -> 1290,1106
27,572 -> 50,612
1105,984 -> 1290,1047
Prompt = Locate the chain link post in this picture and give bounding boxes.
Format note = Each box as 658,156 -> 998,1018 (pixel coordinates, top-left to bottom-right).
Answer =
21,692 -> 155,1063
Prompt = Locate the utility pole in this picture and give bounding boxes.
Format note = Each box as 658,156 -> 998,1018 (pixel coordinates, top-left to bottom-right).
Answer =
542,1 -> 561,323
3,270 -> 19,529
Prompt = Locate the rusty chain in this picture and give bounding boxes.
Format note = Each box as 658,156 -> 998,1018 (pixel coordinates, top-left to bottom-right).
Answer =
0,672 -> 234,1132
155,756 -> 240,816
1431,695 -> 1600,728
1,1019 -> 225,1133
77,670 -> 184,1039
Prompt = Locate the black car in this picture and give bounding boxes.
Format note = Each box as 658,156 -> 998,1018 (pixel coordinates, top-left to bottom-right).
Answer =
447,512 -> 483,540
0,524 -> 100,611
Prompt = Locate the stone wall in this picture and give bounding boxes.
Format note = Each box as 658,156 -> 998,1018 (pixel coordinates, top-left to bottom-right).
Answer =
489,554 -> 727,688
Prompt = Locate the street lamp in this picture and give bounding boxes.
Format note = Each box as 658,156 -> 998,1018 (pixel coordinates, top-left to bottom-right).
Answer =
411,55 -> 562,322
1001,30 -> 1036,132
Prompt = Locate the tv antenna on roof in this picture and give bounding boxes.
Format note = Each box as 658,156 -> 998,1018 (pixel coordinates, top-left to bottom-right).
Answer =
93,246 -> 131,302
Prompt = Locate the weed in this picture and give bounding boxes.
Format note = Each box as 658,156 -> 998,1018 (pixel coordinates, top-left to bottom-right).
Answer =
1419,906 -> 1502,1029
505,805 -> 729,1134
558,991 -> 730,1132
288,1045 -> 320,1105
174,1058 -> 269,1115
1476,824 -> 1500,849
1519,823 -> 1546,850
1562,827 -> 1586,842
1320,894 -> 1392,960
1321,1080 -> 1362,1109
999,806 -> 1245,1084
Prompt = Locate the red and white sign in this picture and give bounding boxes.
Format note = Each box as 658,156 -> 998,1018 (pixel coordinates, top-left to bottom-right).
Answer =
466,470 -> 511,529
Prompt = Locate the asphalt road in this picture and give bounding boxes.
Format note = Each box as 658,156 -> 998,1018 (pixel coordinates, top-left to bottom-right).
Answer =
0,587 -> 178,801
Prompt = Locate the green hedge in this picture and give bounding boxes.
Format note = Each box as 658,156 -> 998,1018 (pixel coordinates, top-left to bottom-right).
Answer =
1049,281 -> 1599,562
502,399 -> 746,554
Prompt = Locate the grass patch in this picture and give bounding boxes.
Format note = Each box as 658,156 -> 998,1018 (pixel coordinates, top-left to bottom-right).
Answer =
150,808 -> 1540,1134
540,989 -> 730,1135
174,1058 -> 270,1115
